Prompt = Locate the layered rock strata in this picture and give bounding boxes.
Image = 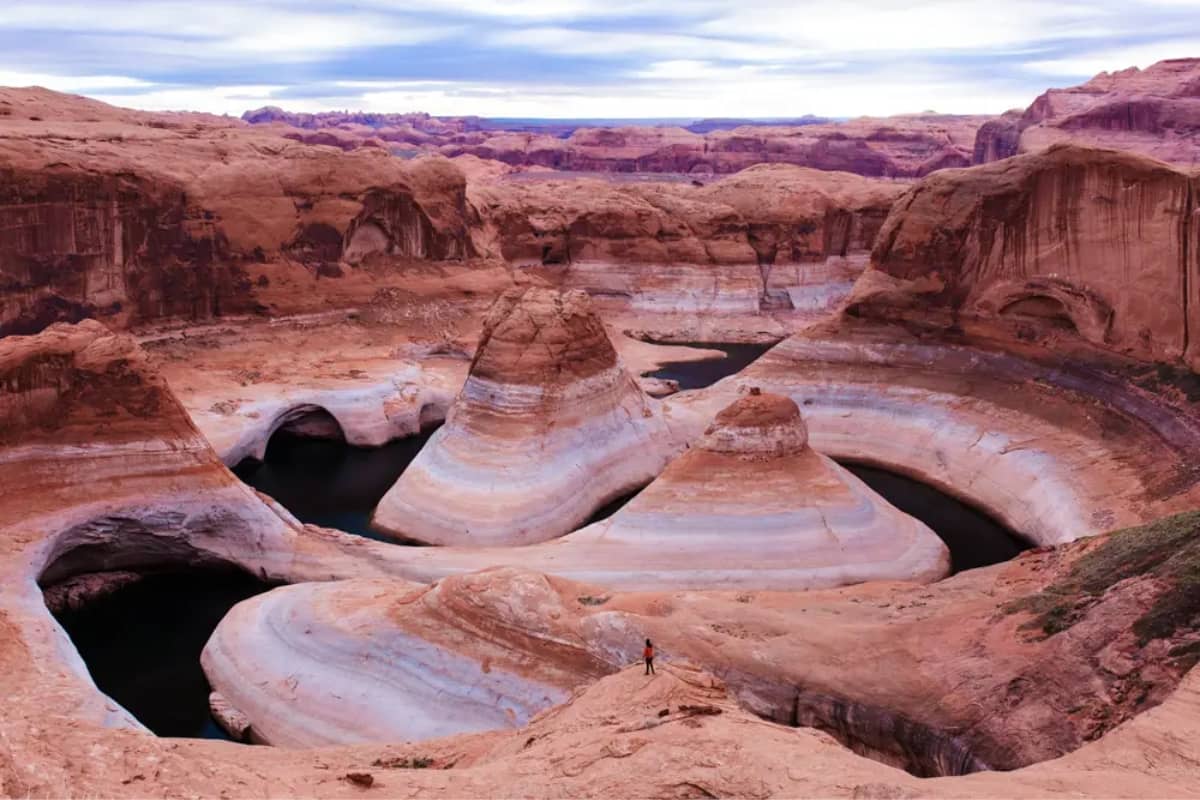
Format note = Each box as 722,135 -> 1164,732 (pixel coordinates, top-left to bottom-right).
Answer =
202,568 -> 615,747
3,323 -> 1200,797
471,165 -> 903,314
663,316 -> 1200,548
371,288 -> 679,545
204,526 -> 1200,771
533,391 -> 949,588
371,391 -> 948,590
0,320 -> 492,741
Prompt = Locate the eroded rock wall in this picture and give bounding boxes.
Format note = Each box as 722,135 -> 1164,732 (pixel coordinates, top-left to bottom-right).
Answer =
0,89 -> 478,334
470,165 -> 903,312
0,167 -> 250,336
858,145 -> 1200,367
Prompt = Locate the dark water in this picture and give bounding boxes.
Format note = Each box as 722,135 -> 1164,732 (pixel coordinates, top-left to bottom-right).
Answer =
52,570 -> 276,740
642,342 -> 773,390
233,429 -> 437,540
841,463 -> 1031,572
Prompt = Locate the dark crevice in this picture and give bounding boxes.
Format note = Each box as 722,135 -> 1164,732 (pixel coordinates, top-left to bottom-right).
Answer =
579,483 -> 648,528
1183,179 -> 1193,359
725,670 -> 993,779
792,691 -> 991,777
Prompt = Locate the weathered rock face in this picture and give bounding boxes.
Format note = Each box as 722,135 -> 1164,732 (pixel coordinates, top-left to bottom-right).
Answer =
855,144 -> 1200,368
974,58 -> 1200,167
0,88 -> 477,335
470,165 -> 903,314
4,329 -> 1200,797
202,568 -> 617,747
0,165 -> 250,336
370,288 -> 679,545
0,320 -> 414,590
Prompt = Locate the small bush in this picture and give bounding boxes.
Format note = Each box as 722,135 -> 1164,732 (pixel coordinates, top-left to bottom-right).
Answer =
1004,511 -> 1200,644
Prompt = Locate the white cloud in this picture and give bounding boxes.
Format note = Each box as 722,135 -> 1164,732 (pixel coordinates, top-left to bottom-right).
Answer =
0,0 -> 1197,118
0,2 -> 457,60
485,26 -> 798,62
0,71 -> 152,91
88,66 -> 1035,118
691,0 -> 1108,54
90,85 -> 289,115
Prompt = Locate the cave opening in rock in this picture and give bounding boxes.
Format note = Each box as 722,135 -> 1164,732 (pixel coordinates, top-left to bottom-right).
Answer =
47,568 -> 278,741
999,295 -> 1079,332
233,426 -> 440,541
270,405 -> 345,441
580,484 -> 649,527
641,342 -> 773,390
838,462 -> 1031,572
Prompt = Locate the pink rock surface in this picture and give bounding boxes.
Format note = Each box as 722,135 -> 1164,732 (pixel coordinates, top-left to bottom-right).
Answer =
975,58 -> 1200,167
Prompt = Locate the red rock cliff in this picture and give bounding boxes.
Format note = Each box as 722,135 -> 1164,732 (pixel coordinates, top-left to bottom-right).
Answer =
854,144 -> 1200,367
0,89 -> 478,335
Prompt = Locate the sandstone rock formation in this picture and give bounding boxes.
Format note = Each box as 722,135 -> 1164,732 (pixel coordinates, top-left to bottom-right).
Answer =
202,568 -> 615,746
852,144 -> 1200,368
0,88 -> 477,336
371,288 -> 679,545
577,390 -> 949,586
3,323 -> 1200,798
974,58 -> 1200,167
372,390 -> 948,590
205,516 -> 1200,769
666,313 -> 1200,549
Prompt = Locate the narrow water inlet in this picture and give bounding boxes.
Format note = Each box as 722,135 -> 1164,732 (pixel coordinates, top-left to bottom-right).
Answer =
233,427 -> 439,541
641,342 -> 773,390
839,462 -> 1032,572
47,569 -> 278,740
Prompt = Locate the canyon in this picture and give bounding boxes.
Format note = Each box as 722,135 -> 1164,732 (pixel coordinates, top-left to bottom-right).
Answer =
2,58 -> 1200,800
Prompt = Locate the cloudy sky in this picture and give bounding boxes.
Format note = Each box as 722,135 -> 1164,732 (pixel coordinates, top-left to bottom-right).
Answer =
0,0 -> 1197,119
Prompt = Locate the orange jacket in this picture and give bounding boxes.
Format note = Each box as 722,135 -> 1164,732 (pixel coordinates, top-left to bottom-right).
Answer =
643,646 -> 654,659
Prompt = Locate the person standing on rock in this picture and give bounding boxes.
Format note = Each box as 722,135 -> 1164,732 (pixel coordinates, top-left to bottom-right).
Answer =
643,638 -> 656,675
